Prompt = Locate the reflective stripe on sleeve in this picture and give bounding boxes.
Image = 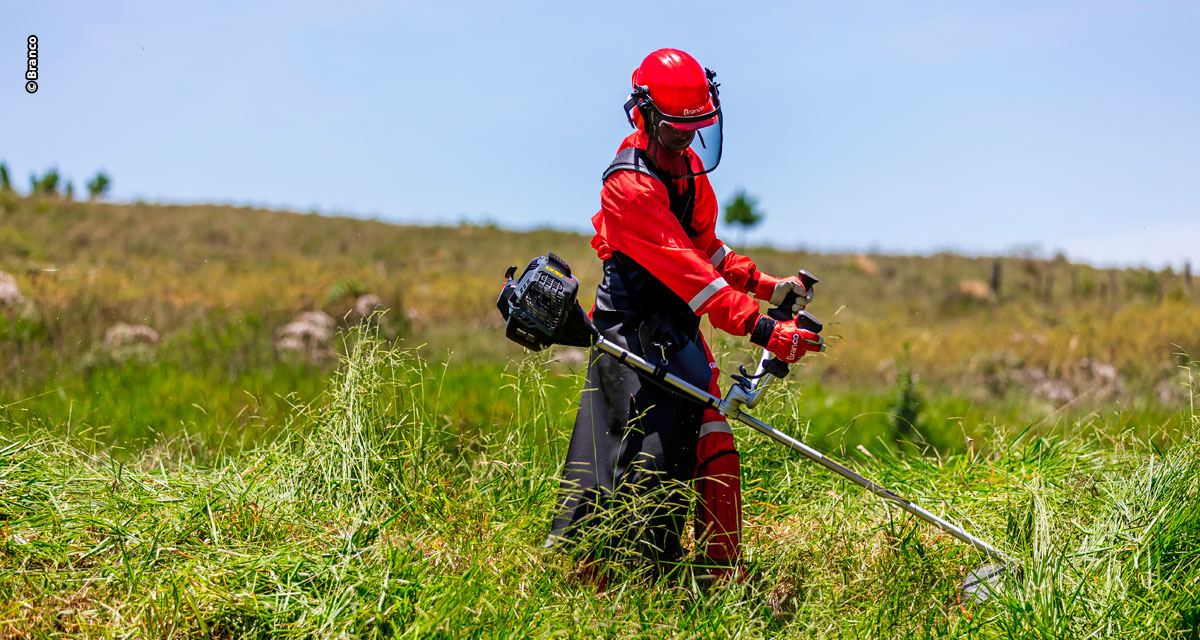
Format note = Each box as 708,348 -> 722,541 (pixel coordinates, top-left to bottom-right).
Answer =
688,276 -> 730,312
699,421 -> 733,438
709,244 -> 731,269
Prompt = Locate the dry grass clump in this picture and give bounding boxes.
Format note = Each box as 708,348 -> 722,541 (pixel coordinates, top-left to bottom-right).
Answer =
103,322 -> 159,346
275,310 -> 337,361
958,279 -> 993,301
352,293 -> 386,322
0,271 -> 23,308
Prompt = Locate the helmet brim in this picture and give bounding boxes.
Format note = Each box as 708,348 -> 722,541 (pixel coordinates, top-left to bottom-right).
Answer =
661,114 -> 718,131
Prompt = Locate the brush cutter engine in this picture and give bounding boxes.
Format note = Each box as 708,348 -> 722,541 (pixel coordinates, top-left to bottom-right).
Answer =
497,253 -> 595,351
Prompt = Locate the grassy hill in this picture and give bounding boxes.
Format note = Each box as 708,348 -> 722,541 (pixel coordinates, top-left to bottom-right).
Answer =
2,193 -> 1196,449
2,193 -> 1198,637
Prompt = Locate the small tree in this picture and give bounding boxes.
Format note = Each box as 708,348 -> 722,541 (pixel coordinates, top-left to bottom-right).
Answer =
723,188 -> 764,248
87,171 -> 111,200
0,163 -> 11,192
31,167 -> 60,196
65,181 -> 74,200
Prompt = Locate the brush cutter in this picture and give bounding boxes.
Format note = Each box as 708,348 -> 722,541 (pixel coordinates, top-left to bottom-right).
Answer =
497,253 -> 1013,603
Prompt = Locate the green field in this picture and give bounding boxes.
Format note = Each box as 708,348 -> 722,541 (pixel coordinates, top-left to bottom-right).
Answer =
2,193 -> 1198,638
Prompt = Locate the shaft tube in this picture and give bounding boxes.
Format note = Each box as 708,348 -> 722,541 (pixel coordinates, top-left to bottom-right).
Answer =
594,336 -> 723,412
731,410 -> 1009,562
592,336 -> 1009,563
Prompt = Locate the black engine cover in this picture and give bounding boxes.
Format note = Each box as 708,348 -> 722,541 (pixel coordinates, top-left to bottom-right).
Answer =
497,253 -> 596,351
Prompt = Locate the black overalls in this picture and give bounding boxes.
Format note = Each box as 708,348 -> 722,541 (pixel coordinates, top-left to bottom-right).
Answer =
546,148 -> 715,564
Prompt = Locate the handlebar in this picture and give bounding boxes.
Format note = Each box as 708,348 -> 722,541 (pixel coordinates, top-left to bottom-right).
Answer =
767,270 -> 819,322
741,270 -> 824,406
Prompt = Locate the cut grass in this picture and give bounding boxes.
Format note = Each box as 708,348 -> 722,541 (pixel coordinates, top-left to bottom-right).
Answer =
2,331 -> 1197,638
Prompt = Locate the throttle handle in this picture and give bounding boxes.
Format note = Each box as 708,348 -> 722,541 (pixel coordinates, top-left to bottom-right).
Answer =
797,270 -> 819,289
767,270 -> 820,321
768,291 -> 800,321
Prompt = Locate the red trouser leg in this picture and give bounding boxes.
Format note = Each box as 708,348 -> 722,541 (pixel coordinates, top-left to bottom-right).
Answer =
696,428 -> 741,562
695,337 -> 741,563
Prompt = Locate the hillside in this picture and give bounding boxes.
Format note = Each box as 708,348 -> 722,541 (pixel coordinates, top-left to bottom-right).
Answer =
2,193 -> 1199,637
1,192 -> 1197,450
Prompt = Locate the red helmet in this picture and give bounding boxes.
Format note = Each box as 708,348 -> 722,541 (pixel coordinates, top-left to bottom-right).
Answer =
624,48 -> 723,178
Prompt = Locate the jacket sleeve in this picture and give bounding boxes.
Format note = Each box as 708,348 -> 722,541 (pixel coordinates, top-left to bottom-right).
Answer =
701,238 -> 764,297
687,178 -> 765,297
595,172 -> 762,336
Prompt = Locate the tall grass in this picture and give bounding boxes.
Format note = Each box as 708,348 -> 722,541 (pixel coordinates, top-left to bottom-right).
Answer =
2,331 -> 1196,638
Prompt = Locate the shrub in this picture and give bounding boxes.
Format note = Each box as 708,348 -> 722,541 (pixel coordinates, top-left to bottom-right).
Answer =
86,171 -> 111,200
1125,268 -> 1162,299
889,343 -> 924,445
326,278 -> 369,307
30,167 -> 60,196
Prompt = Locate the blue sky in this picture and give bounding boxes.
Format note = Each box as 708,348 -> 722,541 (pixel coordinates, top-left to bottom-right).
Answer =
4,1 -> 1198,267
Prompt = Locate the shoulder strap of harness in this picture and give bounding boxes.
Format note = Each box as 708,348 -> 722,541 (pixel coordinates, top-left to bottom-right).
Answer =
602,147 -> 698,237
602,147 -> 660,183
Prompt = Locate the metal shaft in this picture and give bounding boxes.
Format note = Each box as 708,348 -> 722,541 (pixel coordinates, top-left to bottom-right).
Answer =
595,336 -> 724,412
593,336 -> 1010,563
731,411 -> 1009,561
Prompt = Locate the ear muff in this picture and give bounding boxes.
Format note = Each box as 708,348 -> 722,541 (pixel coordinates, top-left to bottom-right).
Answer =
704,68 -> 721,108
623,84 -> 655,132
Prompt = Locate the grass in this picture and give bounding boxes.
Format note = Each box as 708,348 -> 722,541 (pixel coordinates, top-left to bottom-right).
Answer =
2,330 -> 1197,638
4,192 -> 1198,390
2,192 -> 1199,636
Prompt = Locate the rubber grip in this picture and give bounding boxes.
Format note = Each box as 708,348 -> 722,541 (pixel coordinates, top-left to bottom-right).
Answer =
767,291 -> 799,321
768,271 -> 819,321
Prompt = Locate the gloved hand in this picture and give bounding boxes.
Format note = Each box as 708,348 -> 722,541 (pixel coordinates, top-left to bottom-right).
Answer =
754,271 -> 813,316
749,315 -> 824,363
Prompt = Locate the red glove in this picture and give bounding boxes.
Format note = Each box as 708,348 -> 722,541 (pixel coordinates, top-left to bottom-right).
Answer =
749,315 -> 824,363
753,272 -> 812,316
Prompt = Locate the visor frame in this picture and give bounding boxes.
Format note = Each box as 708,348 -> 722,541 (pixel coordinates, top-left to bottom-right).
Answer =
658,109 -> 720,132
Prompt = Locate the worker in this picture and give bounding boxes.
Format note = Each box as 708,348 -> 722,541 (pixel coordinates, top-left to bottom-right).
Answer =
545,48 -> 824,585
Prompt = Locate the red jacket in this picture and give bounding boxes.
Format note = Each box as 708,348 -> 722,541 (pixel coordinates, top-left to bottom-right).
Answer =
591,131 -> 765,335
